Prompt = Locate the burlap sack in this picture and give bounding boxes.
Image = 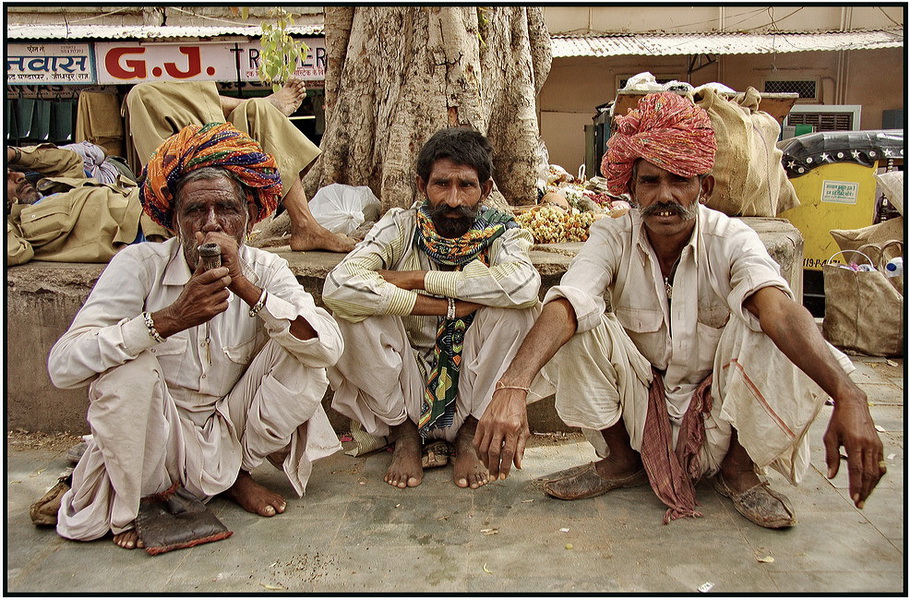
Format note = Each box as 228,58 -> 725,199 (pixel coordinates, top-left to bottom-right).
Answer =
830,217 -> 903,255
695,87 -> 799,217
822,250 -> 903,357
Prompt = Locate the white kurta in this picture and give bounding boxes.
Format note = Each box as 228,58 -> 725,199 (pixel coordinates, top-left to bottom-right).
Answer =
532,205 -> 852,483
323,206 -> 541,440
48,238 -> 344,540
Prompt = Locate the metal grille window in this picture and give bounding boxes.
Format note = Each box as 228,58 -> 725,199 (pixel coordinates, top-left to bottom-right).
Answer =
786,112 -> 854,131
764,80 -> 818,99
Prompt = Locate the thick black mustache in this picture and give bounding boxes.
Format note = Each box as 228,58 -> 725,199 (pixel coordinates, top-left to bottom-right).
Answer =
428,203 -> 476,221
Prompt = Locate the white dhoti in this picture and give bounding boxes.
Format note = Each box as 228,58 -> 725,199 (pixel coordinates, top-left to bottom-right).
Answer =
56,339 -> 340,541
328,306 -> 540,442
530,313 -> 854,485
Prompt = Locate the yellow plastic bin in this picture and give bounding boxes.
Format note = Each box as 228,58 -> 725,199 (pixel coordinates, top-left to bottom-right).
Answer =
778,130 -> 904,271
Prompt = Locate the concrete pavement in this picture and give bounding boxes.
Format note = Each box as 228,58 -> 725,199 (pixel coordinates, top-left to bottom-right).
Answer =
5,355 -> 905,594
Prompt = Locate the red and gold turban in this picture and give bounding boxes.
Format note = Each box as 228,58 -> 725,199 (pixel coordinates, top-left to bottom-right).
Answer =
139,122 -> 283,231
602,92 -> 716,195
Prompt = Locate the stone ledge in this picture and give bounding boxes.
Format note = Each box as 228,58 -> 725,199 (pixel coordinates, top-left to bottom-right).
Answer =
6,217 -> 803,434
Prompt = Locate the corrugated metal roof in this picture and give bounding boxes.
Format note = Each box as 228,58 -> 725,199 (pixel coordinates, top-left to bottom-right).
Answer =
7,23 -> 324,40
9,24 -> 902,55
551,29 -> 904,57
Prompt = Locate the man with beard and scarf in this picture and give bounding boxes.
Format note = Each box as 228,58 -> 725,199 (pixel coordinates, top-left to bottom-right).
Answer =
323,127 -> 540,489
43,123 -> 344,550
476,92 -> 886,529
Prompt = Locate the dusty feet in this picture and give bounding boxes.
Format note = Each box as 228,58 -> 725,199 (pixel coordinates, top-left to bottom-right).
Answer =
453,418 -> 490,489
113,528 -> 144,550
385,423 -> 423,488
223,470 -> 287,517
289,225 -> 356,253
267,77 -> 307,117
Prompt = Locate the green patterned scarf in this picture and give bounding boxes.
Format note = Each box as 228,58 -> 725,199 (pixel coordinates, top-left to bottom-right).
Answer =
414,204 -> 517,437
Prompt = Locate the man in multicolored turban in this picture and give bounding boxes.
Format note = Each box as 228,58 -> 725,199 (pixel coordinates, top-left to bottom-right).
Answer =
324,127 -> 540,489
41,123 -> 345,551
478,92 -> 885,529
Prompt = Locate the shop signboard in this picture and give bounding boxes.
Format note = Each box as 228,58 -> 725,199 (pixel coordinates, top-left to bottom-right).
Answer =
237,38 -> 326,81
7,43 -> 95,84
95,38 -> 326,85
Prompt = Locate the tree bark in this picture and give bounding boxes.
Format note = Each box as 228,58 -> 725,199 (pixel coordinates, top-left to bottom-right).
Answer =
304,6 -> 551,214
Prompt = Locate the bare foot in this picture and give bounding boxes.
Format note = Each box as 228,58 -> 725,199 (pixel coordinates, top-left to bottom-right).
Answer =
385,423 -> 423,488
453,418 -> 490,489
113,528 -> 144,550
289,225 -> 356,253
267,77 -> 307,117
223,470 -> 287,517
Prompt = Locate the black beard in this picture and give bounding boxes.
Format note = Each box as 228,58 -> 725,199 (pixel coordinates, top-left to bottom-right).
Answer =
639,201 -> 698,221
427,203 -> 479,238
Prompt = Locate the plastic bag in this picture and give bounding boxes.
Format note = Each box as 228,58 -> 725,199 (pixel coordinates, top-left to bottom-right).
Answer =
309,184 -> 381,235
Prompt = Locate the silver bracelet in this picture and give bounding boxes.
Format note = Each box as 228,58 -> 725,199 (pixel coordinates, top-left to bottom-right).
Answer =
249,288 -> 268,318
446,297 -> 456,320
142,311 -> 165,343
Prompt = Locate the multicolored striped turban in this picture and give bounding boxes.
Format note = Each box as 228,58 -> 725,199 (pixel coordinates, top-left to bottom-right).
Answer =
602,92 -> 716,195
139,122 -> 283,231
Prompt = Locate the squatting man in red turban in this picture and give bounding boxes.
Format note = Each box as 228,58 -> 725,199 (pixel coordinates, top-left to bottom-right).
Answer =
476,92 -> 885,528
41,123 -> 345,550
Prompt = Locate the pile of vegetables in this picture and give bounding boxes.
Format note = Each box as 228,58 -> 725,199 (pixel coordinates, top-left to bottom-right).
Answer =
515,165 -> 631,244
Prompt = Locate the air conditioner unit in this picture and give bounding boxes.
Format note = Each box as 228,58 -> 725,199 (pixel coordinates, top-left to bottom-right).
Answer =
784,105 -> 862,133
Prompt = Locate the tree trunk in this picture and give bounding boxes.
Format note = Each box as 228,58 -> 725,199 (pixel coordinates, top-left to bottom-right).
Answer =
304,6 -> 551,214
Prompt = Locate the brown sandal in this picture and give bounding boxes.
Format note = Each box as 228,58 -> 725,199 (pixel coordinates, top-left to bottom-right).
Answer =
543,462 -> 648,501
30,470 -> 73,526
713,472 -> 797,529
421,440 -> 452,469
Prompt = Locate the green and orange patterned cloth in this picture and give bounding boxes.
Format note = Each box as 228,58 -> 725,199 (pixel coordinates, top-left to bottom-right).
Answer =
414,204 -> 517,437
138,122 -> 283,232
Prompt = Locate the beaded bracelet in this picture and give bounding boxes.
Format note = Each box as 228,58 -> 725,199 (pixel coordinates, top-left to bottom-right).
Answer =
446,297 -> 456,320
142,311 -> 165,343
494,381 -> 530,394
249,288 -> 268,318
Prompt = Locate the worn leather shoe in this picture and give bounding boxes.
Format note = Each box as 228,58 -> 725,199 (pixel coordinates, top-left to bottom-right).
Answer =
543,462 -> 648,500
714,472 -> 797,529
30,471 -> 72,526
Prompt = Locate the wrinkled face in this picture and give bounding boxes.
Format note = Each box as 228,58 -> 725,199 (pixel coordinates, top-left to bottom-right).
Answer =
629,159 -> 712,241
173,176 -> 255,269
7,170 -> 40,205
417,157 -> 493,238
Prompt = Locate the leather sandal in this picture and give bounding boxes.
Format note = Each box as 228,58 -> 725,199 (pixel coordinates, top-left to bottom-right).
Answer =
543,462 -> 648,501
713,472 -> 797,529
30,470 -> 73,526
421,440 -> 451,469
